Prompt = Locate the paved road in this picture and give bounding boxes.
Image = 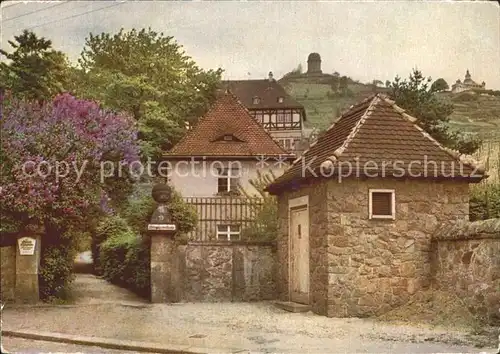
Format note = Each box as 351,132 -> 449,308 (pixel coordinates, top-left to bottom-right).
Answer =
2,337 -> 157,353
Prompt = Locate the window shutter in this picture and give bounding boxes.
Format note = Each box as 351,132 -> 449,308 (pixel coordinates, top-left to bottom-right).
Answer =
372,192 -> 392,216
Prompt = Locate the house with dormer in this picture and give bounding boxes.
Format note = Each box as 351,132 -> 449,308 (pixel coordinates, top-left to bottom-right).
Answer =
220,73 -> 307,153
164,90 -> 294,240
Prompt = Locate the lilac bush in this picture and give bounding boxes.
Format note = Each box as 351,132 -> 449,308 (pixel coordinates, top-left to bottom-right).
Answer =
1,92 -> 140,231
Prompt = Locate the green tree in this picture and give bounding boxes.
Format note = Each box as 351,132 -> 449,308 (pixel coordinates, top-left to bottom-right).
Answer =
0,30 -> 71,102
389,69 -> 481,154
339,76 -> 348,91
73,28 -> 223,160
430,78 -> 449,92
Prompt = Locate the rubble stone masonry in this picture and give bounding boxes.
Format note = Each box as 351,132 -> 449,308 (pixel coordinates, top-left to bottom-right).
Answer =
276,178 -> 470,317
431,218 -> 500,324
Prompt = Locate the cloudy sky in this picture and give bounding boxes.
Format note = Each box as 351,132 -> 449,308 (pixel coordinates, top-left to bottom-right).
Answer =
1,1 -> 499,89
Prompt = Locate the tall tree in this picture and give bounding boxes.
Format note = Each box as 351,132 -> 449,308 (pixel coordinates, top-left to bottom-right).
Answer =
389,69 -> 481,154
72,28 -> 223,160
430,78 -> 449,92
0,30 -> 70,102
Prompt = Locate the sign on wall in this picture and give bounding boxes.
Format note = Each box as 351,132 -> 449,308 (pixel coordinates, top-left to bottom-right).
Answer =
17,237 -> 37,256
147,224 -> 176,231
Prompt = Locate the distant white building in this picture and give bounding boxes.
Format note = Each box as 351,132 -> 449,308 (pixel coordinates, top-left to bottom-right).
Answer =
451,69 -> 486,93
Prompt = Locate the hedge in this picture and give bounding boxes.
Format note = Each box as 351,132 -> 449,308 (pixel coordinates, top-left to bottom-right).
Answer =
100,229 -> 150,299
91,215 -> 130,275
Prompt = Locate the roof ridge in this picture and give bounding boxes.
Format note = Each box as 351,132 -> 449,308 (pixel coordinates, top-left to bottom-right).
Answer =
293,94 -> 377,165
379,95 -> 485,172
325,95 -> 380,163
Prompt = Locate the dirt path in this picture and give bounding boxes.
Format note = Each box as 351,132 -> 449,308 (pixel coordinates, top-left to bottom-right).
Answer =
70,273 -> 148,305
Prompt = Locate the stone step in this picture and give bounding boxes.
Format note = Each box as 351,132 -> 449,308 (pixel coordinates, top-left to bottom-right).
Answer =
274,301 -> 311,313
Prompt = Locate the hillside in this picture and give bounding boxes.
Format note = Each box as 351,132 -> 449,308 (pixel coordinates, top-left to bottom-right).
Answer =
281,78 -> 500,142
437,91 -> 500,141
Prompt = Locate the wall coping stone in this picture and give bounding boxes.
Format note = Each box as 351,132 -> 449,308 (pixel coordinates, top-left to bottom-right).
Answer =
433,218 -> 500,241
187,240 -> 277,247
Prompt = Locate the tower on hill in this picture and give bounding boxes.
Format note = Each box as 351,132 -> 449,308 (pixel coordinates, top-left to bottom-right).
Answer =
307,52 -> 322,74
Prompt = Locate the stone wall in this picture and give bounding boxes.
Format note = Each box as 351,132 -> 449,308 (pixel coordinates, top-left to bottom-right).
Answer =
1,244 -> 16,301
431,219 -> 500,324
180,241 -> 276,302
325,179 -> 469,317
276,178 -> 470,318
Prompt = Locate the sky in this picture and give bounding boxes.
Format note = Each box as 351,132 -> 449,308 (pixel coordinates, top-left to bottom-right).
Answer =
1,0 -> 499,89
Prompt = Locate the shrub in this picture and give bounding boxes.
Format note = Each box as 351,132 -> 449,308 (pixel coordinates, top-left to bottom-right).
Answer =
122,185 -> 197,236
239,170 -> 278,242
100,229 -> 150,299
39,227 -> 77,302
170,190 -> 198,234
91,215 -> 130,275
122,192 -> 156,235
470,183 -> 500,221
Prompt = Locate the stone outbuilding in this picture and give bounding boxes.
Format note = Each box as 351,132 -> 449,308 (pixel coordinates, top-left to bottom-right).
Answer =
265,93 -> 486,317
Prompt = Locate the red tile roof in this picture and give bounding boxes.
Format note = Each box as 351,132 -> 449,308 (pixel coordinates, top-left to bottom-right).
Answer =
164,91 -> 294,158
266,94 -> 486,193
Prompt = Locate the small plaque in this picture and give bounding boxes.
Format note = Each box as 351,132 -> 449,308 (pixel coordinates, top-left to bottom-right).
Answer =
147,224 -> 176,231
18,237 -> 36,256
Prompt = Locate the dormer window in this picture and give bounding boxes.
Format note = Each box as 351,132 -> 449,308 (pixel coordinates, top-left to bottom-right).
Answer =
212,134 -> 243,143
277,96 -> 284,103
252,96 -> 260,105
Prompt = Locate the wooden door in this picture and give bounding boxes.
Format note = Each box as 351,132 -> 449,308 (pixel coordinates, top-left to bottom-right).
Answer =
290,207 -> 309,304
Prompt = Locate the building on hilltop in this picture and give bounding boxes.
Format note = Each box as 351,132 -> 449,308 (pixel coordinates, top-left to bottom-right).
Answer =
451,69 -> 486,93
307,52 -> 322,74
219,73 -> 308,154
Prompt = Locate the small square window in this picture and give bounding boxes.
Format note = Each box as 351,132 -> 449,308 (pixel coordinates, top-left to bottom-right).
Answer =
369,189 -> 395,220
277,97 -> 284,103
217,224 -> 241,241
252,97 -> 260,105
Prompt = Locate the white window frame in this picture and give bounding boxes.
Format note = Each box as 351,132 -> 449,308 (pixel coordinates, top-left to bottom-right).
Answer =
276,110 -> 292,123
368,189 -> 396,220
217,167 -> 240,193
216,224 -> 241,241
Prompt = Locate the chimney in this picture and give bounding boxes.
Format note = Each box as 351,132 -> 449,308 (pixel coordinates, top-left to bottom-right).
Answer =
268,71 -> 274,82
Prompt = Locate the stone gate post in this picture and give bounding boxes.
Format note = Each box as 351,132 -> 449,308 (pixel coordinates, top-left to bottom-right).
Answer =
15,228 -> 43,303
148,183 -> 181,303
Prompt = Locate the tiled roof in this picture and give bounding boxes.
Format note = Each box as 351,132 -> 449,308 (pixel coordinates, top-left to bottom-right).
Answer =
219,79 -> 304,111
164,91 -> 294,158
266,94 -> 486,193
